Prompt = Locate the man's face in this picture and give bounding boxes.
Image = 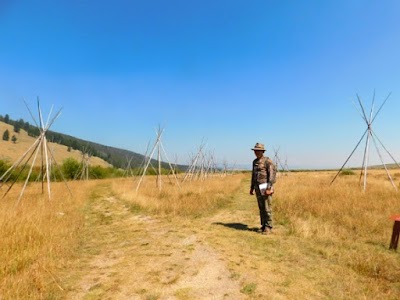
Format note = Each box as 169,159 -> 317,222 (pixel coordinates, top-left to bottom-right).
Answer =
254,150 -> 264,159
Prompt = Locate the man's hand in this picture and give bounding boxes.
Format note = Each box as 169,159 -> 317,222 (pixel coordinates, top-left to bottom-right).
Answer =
266,186 -> 274,195
250,188 -> 254,195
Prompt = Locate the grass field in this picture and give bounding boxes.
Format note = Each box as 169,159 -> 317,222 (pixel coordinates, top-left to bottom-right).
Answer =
0,170 -> 399,299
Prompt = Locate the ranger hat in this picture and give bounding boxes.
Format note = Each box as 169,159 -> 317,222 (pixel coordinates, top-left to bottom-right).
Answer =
251,143 -> 265,151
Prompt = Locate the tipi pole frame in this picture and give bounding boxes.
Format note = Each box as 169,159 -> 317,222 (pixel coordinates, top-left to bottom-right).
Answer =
182,142 -> 206,182
135,127 -> 182,193
135,134 -> 160,193
159,141 -> 181,188
330,129 -> 368,185
1,100 -> 71,202
331,92 -> 396,191
133,141 -> 152,177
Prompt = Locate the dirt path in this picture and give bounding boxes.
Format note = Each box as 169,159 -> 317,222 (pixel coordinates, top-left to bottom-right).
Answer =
64,184 -> 245,300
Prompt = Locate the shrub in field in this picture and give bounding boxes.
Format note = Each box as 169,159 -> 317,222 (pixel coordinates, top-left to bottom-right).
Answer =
340,169 -> 355,176
0,159 -> 10,175
62,158 -> 80,179
110,168 -> 124,178
90,166 -> 124,179
90,165 -> 107,179
0,160 -> 40,182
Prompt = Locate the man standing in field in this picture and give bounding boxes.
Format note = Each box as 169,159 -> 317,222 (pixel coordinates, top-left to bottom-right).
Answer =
250,143 -> 276,235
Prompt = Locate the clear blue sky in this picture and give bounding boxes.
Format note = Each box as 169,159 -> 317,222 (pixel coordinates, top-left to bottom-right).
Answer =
1,0 -> 400,169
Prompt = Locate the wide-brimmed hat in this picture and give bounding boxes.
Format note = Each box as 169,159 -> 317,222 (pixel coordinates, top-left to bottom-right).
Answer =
251,143 -> 265,151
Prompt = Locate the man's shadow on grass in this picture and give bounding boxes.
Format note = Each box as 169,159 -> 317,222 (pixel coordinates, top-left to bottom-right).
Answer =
212,222 -> 259,232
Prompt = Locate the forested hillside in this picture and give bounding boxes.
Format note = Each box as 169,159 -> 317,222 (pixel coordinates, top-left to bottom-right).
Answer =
0,114 -> 186,170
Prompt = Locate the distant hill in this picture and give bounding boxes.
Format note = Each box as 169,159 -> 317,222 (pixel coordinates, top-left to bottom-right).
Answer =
0,115 -> 187,170
0,121 -> 111,167
0,121 -> 110,167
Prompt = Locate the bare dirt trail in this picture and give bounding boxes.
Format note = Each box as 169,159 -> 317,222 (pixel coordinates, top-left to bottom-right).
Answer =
64,183 -> 245,300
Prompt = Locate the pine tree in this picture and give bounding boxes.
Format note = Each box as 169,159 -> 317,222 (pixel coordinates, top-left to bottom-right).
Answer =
11,135 -> 17,143
13,123 -> 21,133
2,129 -> 10,141
23,122 -> 30,131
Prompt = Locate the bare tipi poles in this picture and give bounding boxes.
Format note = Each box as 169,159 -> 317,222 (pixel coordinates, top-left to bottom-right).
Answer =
273,147 -> 289,174
182,141 -> 207,182
74,147 -> 91,180
331,92 -> 399,191
135,126 -> 181,192
0,99 -> 72,203
123,156 -> 135,177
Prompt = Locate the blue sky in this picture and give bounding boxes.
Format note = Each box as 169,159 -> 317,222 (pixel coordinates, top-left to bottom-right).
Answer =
1,1 -> 400,169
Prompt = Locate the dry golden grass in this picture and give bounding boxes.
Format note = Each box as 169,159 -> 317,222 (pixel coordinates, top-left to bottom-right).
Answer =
0,180 -> 98,299
0,121 -> 110,167
269,170 -> 400,298
0,175 -> 241,299
111,174 -> 242,216
1,171 -> 400,299
277,170 -> 399,240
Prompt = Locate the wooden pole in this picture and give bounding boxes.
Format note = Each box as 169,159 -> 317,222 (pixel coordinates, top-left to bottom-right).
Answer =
160,141 -> 181,189
157,134 -> 161,191
43,136 -> 52,199
389,215 -> 400,251
363,130 -> 371,192
136,137 -> 159,192
17,138 -> 43,205
41,134 -> 45,194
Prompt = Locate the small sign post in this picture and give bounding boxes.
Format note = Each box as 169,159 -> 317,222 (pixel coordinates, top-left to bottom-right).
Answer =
389,215 -> 400,251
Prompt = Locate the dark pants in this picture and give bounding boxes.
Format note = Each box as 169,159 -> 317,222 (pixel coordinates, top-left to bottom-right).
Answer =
255,187 -> 273,229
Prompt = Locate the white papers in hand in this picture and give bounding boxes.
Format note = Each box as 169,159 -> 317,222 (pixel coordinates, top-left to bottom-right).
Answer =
259,183 -> 268,194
